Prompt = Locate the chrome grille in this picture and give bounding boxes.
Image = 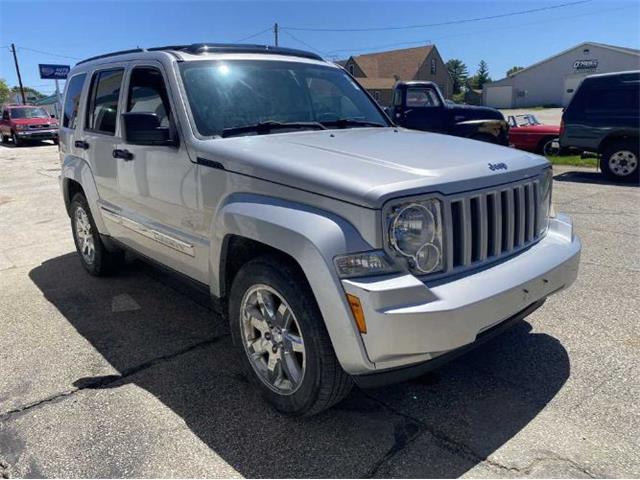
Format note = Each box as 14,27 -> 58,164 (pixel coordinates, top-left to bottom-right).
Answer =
28,124 -> 50,129
445,179 -> 540,272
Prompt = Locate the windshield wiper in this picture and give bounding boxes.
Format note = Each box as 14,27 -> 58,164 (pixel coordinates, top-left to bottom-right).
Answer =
221,121 -> 326,138
320,118 -> 386,129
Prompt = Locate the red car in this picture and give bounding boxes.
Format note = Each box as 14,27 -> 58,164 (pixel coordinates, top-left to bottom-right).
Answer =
508,114 -> 559,156
0,104 -> 59,147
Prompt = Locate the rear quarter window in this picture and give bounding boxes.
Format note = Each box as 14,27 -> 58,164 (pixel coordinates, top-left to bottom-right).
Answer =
63,74 -> 87,129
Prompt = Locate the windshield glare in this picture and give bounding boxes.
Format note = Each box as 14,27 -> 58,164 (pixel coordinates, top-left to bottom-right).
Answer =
10,107 -> 49,119
179,60 -> 388,137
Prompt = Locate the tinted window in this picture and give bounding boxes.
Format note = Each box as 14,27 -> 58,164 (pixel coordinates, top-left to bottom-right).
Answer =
63,74 -> 86,128
406,88 -> 441,107
127,67 -> 171,126
585,87 -> 640,114
179,60 -> 387,137
86,69 -> 124,134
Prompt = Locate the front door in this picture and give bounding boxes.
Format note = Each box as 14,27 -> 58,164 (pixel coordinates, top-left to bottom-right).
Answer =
113,63 -> 207,283
401,86 -> 447,133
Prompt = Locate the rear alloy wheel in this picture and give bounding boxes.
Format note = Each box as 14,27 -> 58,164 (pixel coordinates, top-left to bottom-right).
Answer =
70,193 -> 124,275
601,141 -> 639,183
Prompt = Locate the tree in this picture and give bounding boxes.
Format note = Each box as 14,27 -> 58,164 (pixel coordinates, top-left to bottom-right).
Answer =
446,59 -> 468,95
0,79 -> 10,104
467,60 -> 492,90
11,85 -> 46,101
507,66 -> 524,77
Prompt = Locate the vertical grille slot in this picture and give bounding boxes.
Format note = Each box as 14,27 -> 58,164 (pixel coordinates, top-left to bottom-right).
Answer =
501,189 -> 514,252
470,197 -> 481,263
451,200 -> 463,267
486,194 -> 496,258
525,183 -> 535,242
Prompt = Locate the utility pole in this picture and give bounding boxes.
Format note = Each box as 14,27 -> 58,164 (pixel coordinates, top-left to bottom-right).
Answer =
273,22 -> 279,47
10,43 -> 26,104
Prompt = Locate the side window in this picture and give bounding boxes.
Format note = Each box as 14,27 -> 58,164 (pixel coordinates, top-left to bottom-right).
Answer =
585,87 -> 640,114
86,68 -> 124,135
62,73 -> 86,129
393,89 -> 403,106
406,88 -> 441,108
127,66 -> 171,126
2,110 -> 9,120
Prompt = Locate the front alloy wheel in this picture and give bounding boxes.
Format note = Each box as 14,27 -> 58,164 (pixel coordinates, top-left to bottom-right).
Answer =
240,285 -> 306,394
229,255 -> 352,416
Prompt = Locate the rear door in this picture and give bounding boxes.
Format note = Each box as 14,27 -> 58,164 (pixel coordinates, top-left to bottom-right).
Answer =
80,66 -> 126,207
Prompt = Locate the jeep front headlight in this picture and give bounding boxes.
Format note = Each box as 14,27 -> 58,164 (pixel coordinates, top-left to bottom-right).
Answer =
387,199 -> 444,274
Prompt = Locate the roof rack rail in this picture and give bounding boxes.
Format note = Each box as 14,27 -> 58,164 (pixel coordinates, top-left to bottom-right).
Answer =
76,48 -> 145,65
76,43 -> 323,66
178,43 -> 323,61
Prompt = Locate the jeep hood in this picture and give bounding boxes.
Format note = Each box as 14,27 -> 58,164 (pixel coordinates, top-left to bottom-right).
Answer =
197,128 -> 548,208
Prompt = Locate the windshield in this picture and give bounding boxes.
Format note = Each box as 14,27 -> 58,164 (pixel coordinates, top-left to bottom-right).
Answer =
514,114 -> 541,127
10,107 -> 49,119
179,60 -> 389,137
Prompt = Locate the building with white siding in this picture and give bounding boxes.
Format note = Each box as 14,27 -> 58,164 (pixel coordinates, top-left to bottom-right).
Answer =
483,42 -> 640,108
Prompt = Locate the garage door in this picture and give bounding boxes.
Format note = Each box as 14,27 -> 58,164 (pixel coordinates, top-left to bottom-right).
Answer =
485,86 -> 513,108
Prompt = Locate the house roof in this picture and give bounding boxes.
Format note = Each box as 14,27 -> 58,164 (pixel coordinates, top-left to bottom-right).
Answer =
356,77 -> 397,90
349,45 -> 434,80
488,41 -> 640,85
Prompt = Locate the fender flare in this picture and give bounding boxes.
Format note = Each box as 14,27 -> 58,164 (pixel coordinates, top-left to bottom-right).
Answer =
212,193 -> 376,373
61,155 -> 107,234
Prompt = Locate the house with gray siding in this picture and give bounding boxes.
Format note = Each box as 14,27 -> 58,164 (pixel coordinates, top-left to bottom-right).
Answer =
483,42 -> 640,108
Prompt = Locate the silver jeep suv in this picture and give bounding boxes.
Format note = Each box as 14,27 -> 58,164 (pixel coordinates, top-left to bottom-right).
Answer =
59,44 -> 581,416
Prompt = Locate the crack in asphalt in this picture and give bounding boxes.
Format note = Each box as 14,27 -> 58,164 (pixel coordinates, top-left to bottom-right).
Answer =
0,458 -> 9,479
0,335 -> 228,421
361,392 -> 599,478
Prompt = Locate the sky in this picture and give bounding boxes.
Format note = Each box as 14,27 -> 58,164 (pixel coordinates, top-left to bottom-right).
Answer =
1,0 -> 639,96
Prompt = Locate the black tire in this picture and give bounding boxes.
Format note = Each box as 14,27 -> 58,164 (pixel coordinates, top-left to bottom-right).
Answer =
229,255 -> 353,416
1,134 -> 8,144
12,133 -> 23,147
600,140 -> 639,183
52,137 -> 59,145
70,193 -> 124,276
539,137 -> 559,156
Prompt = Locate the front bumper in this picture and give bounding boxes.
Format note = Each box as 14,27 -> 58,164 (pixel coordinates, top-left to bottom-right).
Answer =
15,129 -> 58,140
341,214 -> 580,379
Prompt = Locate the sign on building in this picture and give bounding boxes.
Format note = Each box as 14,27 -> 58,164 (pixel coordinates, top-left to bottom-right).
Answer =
38,64 -> 70,80
573,59 -> 598,70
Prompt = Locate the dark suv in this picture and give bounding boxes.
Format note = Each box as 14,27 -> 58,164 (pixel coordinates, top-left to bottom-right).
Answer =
560,71 -> 639,182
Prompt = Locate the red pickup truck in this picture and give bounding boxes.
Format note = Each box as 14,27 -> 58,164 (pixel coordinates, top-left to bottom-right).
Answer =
0,104 -> 59,146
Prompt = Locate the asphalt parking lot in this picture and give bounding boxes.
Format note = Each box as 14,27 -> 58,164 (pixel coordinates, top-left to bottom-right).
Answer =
0,142 -> 638,478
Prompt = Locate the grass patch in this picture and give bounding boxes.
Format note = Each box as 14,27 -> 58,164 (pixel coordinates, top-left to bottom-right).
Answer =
546,155 -> 598,167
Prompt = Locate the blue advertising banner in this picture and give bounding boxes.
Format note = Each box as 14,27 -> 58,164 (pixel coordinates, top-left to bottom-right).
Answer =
38,64 -> 70,80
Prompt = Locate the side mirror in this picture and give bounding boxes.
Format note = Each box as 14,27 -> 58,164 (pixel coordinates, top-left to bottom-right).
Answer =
50,114 -> 56,118
121,112 -> 177,146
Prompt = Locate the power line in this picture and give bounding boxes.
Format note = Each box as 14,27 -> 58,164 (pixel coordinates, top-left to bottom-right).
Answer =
233,27 -> 273,43
281,30 -> 325,55
16,46 -> 80,60
323,3 -> 633,56
283,0 -> 592,32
